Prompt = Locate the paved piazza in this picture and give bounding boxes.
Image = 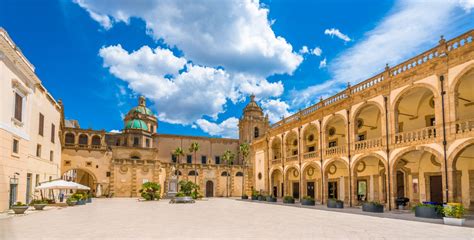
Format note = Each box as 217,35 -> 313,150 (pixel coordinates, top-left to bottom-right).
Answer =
0,198 -> 473,240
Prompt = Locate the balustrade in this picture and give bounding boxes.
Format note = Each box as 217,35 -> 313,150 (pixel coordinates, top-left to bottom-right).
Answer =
285,155 -> 298,162
353,137 -> 383,152
325,146 -> 346,157
455,118 -> 474,134
271,158 -> 282,164
394,126 -> 437,145
303,151 -> 318,160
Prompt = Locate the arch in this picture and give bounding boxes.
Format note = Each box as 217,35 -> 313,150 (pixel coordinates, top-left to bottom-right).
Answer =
322,157 -> 349,172
188,170 -> 198,176
175,170 -> 182,176
270,136 -> 282,160
235,171 -> 243,177
284,130 -> 298,156
221,171 -> 229,176
390,145 -> 443,170
65,133 -> 75,145
352,102 -> 384,140
78,134 -> 88,145
391,83 -> 440,111
62,167 -> 98,195
302,123 -> 319,153
130,152 -> 141,160
451,66 -> 474,121
450,62 -> 474,94
449,138 -> 474,168
269,166 -> 283,177
284,164 -> 300,176
91,135 -> 101,146
351,101 -> 385,123
321,113 -> 347,134
351,152 -> 387,170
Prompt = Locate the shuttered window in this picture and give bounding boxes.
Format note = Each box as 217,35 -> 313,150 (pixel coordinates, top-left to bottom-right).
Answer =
51,124 -> 55,143
14,93 -> 23,122
39,113 -> 44,136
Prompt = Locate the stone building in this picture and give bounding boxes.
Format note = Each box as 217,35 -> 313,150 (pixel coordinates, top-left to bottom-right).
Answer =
60,94 -> 267,198
251,30 -> 474,210
0,28 -> 62,212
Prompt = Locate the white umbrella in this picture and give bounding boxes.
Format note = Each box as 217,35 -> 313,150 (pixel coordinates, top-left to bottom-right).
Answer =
36,179 -> 90,190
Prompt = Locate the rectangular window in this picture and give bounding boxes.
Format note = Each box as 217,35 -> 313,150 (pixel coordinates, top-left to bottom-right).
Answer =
308,146 -> 315,152
50,151 -> 54,162
106,172 -> 111,177
357,134 -> 366,141
12,139 -> 19,154
201,155 -> 207,164
215,156 -> 220,164
14,93 -> 23,122
36,144 -> 41,157
146,139 -> 150,148
51,124 -> 55,143
171,154 -> 177,163
38,113 -> 44,136
35,174 -> 40,187
328,141 -> 337,148
186,155 -> 192,164
133,137 -> 139,146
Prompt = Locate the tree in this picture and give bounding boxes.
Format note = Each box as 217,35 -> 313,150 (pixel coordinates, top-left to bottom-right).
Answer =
172,147 -> 185,190
189,142 -> 200,184
222,150 -> 235,197
239,143 -> 250,197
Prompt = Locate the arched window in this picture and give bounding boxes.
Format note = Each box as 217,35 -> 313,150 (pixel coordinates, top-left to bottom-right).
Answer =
65,133 -> 75,145
235,172 -> 244,177
175,170 -> 182,176
131,156 -> 140,160
91,136 -> 101,146
221,171 -> 229,176
254,127 -> 259,138
188,170 -> 198,176
78,134 -> 88,146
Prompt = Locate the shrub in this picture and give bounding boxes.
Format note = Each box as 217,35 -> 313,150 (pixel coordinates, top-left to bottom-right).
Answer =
139,182 -> 161,201
251,189 -> 258,197
443,203 -> 465,219
365,201 -> 383,207
175,192 -> 185,197
283,196 -> 294,201
71,193 -> 87,201
13,202 -> 26,206
29,199 -> 47,205
178,180 -> 199,197
66,197 -> 77,204
302,196 -> 314,201
242,194 -> 248,198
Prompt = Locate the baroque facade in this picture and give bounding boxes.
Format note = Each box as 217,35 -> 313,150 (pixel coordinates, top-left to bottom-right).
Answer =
60,95 -> 267,198
0,28 -> 62,212
251,30 -> 474,210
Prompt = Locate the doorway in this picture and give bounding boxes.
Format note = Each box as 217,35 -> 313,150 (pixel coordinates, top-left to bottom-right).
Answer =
9,183 -> 18,208
205,180 -> 214,197
328,181 -> 338,199
307,182 -> 315,198
429,175 -> 443,203
396,171 -> 405,198
292,182 -> 300,199
273,186 -> 278,197
357,180 -> 367,202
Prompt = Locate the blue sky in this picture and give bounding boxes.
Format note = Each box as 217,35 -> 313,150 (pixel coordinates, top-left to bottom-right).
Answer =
1,0 -> 473,138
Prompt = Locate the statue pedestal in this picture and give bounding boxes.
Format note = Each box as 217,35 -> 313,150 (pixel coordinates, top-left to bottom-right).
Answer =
166,178 -> 178,198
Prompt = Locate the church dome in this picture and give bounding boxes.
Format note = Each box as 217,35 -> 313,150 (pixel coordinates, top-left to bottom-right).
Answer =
125,119 -> 149,131
127,96 -> 154,116
243,94 -> 263,116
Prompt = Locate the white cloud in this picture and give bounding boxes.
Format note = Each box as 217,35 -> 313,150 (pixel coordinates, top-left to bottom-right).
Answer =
459,0 -> 474,12
74,0 -> 113,29
293,0 -> 472,107
319,58 -> 327,69
75,0 -> 302,77
196,117 -> 239,138
324,28 -> 351,42
311,47 -> 322,56
299,45 -> 309,54
109,129 -> 122,133
100,44 -> 283,125
260,99 -> 292,123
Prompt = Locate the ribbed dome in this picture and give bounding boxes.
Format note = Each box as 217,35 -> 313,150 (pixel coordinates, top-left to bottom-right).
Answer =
128,96 -> 154,116
125,119 -> 149,131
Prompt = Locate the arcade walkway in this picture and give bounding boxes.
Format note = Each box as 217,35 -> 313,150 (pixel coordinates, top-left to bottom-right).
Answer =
0,198 -> 473,239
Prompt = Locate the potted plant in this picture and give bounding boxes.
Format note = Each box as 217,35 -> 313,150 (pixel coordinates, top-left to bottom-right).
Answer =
443,203 -> 466,226
241,194 -> 249,200
257,194 -> 265,201
86,193 -> 93,203
266,195 -> 277,202
327,198 -> 344,208
30,199 -> 48,210
413,202 -> 443,219
251,190 -> 258,200
66,196 -> 77,206
11,202 -> 29,214
301,196 -> 315,206
72,193 -> 86,205
283,196 -> 295,204
362,201 -> 384,213
171,180 -> 196,203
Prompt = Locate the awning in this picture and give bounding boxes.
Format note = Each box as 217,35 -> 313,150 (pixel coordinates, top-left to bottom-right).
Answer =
36,179 -> 91,190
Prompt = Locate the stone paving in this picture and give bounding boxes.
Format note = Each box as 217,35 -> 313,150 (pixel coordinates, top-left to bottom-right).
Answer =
0,198 -> 473,240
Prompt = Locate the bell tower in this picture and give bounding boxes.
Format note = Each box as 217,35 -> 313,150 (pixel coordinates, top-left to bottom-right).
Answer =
238,94 -> 269,145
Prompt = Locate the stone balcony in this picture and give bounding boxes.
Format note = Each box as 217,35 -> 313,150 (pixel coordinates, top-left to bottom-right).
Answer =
353,137 -> 383,153
325,145 -> 346,158
393,126 -> 437,146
